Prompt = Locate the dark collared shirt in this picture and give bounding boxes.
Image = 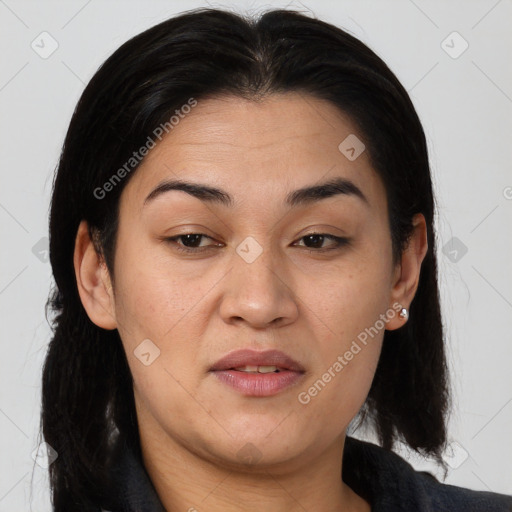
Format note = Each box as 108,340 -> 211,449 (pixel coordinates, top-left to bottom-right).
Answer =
103,436 -> 512,511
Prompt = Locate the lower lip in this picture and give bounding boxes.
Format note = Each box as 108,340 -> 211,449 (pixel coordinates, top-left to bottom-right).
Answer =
211,369 -> 305,397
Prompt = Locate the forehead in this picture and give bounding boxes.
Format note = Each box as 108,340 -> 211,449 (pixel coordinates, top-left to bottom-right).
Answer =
120,92 -> 387,217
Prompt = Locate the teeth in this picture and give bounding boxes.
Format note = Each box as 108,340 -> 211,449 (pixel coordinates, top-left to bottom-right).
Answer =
234,365 -> 280,373
235,365 -> 259,373
258,365 -> 280,373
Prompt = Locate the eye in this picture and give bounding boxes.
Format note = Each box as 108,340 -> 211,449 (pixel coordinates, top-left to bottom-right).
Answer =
163,232 -> 350,255
293,233 -> 350,253
164,233 -> 219,254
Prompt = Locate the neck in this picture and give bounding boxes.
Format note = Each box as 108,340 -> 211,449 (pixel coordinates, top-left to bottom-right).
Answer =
137,406 -> 370,512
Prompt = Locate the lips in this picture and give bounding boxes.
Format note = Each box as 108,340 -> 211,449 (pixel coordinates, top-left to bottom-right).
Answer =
210,349 -> 306,397
210,349 -> 305,373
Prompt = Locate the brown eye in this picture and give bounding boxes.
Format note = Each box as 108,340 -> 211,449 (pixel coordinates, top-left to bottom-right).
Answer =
164,233 -> 219,254
164,232 -> 349,255
295,234 -> 350,252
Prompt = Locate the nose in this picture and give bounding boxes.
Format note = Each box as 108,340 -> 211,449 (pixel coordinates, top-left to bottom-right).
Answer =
219,240 -> 299,330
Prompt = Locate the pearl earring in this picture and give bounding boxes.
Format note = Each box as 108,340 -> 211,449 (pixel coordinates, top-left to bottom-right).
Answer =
399,308 -> 408,320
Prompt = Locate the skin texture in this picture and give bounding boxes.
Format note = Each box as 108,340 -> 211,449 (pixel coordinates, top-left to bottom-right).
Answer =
74,92 -> 428,512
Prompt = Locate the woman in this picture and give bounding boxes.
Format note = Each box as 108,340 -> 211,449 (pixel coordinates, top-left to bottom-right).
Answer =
41,7 -> 512,512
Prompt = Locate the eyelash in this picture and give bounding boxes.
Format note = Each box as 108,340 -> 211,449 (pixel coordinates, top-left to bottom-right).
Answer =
163,233 -> 350,255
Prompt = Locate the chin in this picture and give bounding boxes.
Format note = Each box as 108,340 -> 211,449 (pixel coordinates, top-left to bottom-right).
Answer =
207,419 -> 312,466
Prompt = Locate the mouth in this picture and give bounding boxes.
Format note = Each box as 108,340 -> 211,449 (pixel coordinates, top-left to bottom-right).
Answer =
210,349 -> 306,397
230,365 -> 285,373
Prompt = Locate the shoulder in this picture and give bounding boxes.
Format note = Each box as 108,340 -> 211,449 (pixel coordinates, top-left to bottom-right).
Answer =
343,436 -> 512,512
417,468 -> 512,512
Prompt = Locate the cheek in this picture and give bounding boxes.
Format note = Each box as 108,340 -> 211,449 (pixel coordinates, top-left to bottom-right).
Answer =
111,240 -> 212,409
298,322 -> 383,441
297,248 -> 390,419
309,250 -> 391,348
112,232 -> 198,343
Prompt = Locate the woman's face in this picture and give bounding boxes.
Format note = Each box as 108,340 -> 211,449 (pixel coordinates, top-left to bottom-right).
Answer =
79,92 -> 424,470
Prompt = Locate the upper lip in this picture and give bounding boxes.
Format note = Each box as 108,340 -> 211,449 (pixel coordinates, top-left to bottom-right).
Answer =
210,349 -> 305,372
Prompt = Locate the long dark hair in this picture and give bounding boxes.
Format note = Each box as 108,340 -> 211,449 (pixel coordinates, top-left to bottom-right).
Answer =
42,7 -> 450,510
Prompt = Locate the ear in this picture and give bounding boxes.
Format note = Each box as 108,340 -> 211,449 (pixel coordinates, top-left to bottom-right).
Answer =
386,213 -> 428,331
73,220 -> 117,330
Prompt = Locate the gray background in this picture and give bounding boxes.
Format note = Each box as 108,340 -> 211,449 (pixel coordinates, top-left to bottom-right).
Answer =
0,0 -> 511,509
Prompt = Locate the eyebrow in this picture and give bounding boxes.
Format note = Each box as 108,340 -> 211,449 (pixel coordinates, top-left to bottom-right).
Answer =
143,176 -> 369,209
